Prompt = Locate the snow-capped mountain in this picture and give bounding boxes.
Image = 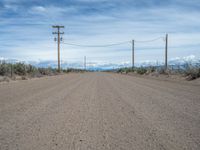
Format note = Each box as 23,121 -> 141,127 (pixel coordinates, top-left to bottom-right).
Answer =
169,55 -> 200,65
0,55 -> 199,70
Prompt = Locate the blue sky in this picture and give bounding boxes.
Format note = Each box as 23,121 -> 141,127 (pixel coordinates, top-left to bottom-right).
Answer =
0,0 -> 200,66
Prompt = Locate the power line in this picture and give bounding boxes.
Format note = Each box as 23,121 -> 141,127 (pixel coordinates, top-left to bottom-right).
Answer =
62,41 -> 131,47
61,56 -> 132,60
62,37 -> 165,47
135,37 -> 164,43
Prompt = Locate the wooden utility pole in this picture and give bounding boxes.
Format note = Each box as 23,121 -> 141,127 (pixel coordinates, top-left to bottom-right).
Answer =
10,64 -> 13,78
165,34 -> 168,70
132,40 -> 135,69
52,25 -> 64,72
84,56 -> 86,70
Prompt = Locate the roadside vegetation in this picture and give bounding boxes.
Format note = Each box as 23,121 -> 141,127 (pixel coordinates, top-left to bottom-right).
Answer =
0,61 -> 86,82
116,65 -> 200,81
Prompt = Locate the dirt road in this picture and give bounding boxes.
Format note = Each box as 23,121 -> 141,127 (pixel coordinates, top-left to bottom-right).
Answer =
0,73 -> 200,150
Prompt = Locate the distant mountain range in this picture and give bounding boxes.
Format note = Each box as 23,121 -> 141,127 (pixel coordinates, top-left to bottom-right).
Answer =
1,55 -> 199,70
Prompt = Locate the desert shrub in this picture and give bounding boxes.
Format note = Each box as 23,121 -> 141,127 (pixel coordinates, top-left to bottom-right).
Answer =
62,69 -> 69,73
117,67 -> 134,73
64,68 -> 85,73
13,63 -> 26,75
0,63 -> 10,76
117,67 -> 157,75
136,68 -> 147,75
147,66 -> 156,73
157,67 -> 168,75
116,68 -> 123,73
184,67 -> 200,80
37,67 -> 58,75
125,68 -> 133,73
38,68 -> 50,75
26,65 -> 37,74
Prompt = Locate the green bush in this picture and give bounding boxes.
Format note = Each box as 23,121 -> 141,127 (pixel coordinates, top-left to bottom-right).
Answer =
0,63 -> 10,76
26,65 -> 37,74
116,66 -> 161,75
64,68 -> 85,73
136,68 -> 147,75
117,67 -> 134,73
157,67 -> 168,75
184,67 -> 200,80
13,63 -> 26,75
38,67 -> 57,75
147,66 -> 156,73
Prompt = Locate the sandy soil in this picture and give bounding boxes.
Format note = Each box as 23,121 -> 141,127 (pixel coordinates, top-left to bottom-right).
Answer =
0,72 -> 200,150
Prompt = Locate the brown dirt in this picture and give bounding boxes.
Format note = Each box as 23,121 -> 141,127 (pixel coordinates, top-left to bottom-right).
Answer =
0,72 -> 200,150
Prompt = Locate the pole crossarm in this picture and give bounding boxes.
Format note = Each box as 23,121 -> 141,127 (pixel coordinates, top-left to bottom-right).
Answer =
52,32 -> 64,34
52,25 -> 64,28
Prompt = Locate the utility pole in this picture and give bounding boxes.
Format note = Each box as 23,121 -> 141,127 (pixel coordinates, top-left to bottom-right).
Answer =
52,25 -> 64,72
165,34 -> 168,70
84,56 -> 86,70
10,64 -> 13,78
132,40 -> 135,69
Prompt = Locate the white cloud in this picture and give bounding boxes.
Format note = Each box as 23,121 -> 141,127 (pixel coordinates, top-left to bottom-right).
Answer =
31,6 -> 46,13
4,4 -> 18,11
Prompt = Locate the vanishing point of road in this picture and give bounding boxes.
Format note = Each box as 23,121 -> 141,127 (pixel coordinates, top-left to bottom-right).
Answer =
0,73 -> 200,150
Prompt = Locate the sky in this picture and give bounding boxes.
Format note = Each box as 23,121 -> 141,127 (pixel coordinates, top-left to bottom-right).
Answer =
0,0 -> 200,67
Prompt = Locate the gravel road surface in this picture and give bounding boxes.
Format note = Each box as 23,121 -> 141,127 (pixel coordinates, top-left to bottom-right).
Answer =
0,73 -> 200,150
